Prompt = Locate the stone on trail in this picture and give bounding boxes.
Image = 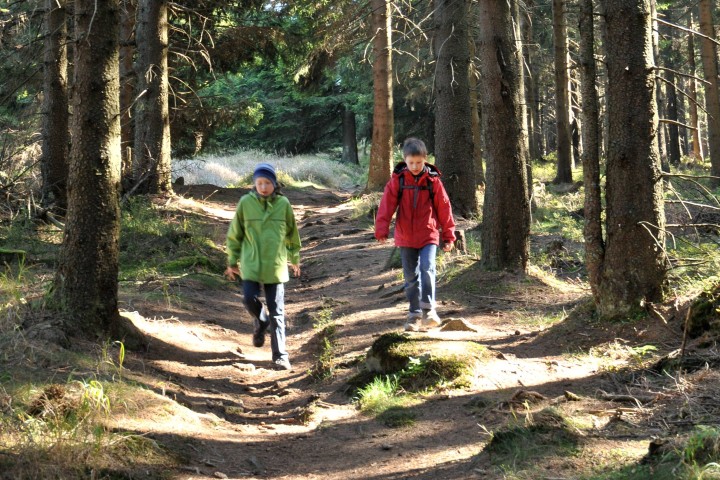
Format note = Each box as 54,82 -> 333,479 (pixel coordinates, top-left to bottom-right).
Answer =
439,317 -> 479,332
233,362 -> 256,372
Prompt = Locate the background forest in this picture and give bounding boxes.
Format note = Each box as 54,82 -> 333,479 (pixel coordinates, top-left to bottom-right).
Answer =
2,0 -> 720,479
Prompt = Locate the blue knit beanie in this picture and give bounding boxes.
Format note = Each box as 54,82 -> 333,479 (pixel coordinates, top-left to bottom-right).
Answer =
253,163 -> 277,187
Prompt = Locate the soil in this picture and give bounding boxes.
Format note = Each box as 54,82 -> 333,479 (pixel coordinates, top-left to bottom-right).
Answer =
113,184 -> 690,479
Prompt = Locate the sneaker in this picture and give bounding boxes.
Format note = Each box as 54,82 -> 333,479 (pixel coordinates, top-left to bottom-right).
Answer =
420,310 -> 442,330
273,358 -> 292,370
252,317 -> 268,347
404,312 -> 422,332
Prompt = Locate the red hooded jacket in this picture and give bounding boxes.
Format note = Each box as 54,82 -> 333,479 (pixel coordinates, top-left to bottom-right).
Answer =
375,162 -> 456,249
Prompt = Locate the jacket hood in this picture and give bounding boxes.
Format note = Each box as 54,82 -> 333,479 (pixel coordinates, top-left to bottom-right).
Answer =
392,162 -> 442,177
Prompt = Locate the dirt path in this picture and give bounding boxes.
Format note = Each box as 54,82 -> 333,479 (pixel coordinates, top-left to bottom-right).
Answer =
117,185 -> 635,479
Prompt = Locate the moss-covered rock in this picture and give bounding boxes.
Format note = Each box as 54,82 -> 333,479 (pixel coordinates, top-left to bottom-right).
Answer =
364,332 -> 487,390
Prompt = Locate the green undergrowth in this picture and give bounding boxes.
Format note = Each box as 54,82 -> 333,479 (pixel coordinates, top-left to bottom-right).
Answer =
310,302 -> 338,380
482,407 -> 582,471
352,333 -> 487,427
119,196 -> 224,282
0,342 -> 179,479
586,426 -> 720,480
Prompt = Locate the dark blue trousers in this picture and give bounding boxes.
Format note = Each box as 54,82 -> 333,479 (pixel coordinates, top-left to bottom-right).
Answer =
242,281 -> 288,361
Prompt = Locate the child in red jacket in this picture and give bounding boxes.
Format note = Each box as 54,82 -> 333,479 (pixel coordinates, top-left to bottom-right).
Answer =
375,138 -> 456,331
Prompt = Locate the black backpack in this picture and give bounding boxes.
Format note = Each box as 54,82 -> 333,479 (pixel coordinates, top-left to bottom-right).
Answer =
397,173 -> 434,210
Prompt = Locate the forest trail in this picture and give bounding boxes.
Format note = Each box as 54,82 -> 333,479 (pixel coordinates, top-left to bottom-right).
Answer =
118,185 -> 646,479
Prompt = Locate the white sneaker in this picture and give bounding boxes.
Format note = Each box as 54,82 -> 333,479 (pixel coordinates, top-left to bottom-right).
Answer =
404,313 -> 422,332
420,310 -> 442,329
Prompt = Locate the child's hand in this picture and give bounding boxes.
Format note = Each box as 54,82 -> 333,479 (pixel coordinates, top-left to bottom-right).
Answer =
290,263 -> 301,277
224,266 -> 240,281
377,237 -> 388,244
442,242 -> 453,252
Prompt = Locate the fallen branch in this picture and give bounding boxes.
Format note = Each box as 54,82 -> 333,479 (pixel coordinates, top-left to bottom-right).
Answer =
598,389 -> 656,406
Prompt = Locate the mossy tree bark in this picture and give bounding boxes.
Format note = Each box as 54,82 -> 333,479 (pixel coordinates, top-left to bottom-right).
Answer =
477,0 -> 530,271
596,0 -> 667,317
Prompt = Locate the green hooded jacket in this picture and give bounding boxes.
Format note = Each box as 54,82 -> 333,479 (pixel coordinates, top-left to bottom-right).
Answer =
226,191 -> 301,284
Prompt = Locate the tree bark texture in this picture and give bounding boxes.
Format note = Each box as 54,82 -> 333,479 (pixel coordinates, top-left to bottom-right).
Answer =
477,0 -> 530,271
120,0 -> 136,184
433,0 -> 478,216
598,0 -> 666,317
468,36 -> 485,186
687,14 -> 703,161
367,0 -> 394,191
698,0 -> 720,184
651,0 -> 669,173
341,107 -> 359,164
523,0 -> 543,163
579,0 -> 604,298
552,0 -> 573,184
41,0 -> 69,211
134,0 -> 172,194
54,0 -> 122,334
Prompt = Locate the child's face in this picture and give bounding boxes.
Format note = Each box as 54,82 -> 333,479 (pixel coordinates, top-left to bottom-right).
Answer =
255,177 -> 275,197
405,154 -> 426,175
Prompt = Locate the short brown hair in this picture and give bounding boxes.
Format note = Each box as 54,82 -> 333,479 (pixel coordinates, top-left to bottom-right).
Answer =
402,137 -> 427,157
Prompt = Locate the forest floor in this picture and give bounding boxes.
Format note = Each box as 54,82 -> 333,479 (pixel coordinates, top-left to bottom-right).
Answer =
3,181 -> 720,479
108,184 -> 713,480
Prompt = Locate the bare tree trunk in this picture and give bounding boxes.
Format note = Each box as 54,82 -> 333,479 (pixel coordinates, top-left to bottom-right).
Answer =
120,0 -> 136,187
665,61 -> 681,166
688,14 -> 703,162
341,107 -> 359,164
579,0 -> 604,298
434,0 -> 478,216
477,0 -> 530,271
597,0 -> 666,318
523,0 -> 543,164
134,0 -> 172,194
651,1 -> 669,173
553,0 -> 573,184
598,0 -> 610,159
41,0 -> 68,212
468,35 -> 485,186
367,0 -> 394,191
698,0 -> 720,184
54,0 -> 123,334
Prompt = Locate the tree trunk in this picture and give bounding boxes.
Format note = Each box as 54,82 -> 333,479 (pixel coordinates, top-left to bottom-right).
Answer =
367,0 -> 394,191
698,0 -> 720,184
477,0 -> 530,271
54,0 -> 123,334
41,0 -> 69,212
597,0 -> 666,318
468,36 -> 485,186
134,0 -> 172,194
688,14 -> 703,162
524,0 -> 543,164
552,0 -> 573,184
120,0 -> 136,187
341,107 -> 359,164
579,0 -> 604,298
433,0 -> 478,217
598,0 -> 610,159
651,1 -> 669,173
665,63 -> 681,166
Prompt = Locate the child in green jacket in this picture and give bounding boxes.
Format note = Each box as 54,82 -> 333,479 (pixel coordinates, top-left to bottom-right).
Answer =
224,163 -> 301,370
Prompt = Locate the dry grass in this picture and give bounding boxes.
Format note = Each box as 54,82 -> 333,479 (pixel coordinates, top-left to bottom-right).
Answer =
173,150 -> 365,189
